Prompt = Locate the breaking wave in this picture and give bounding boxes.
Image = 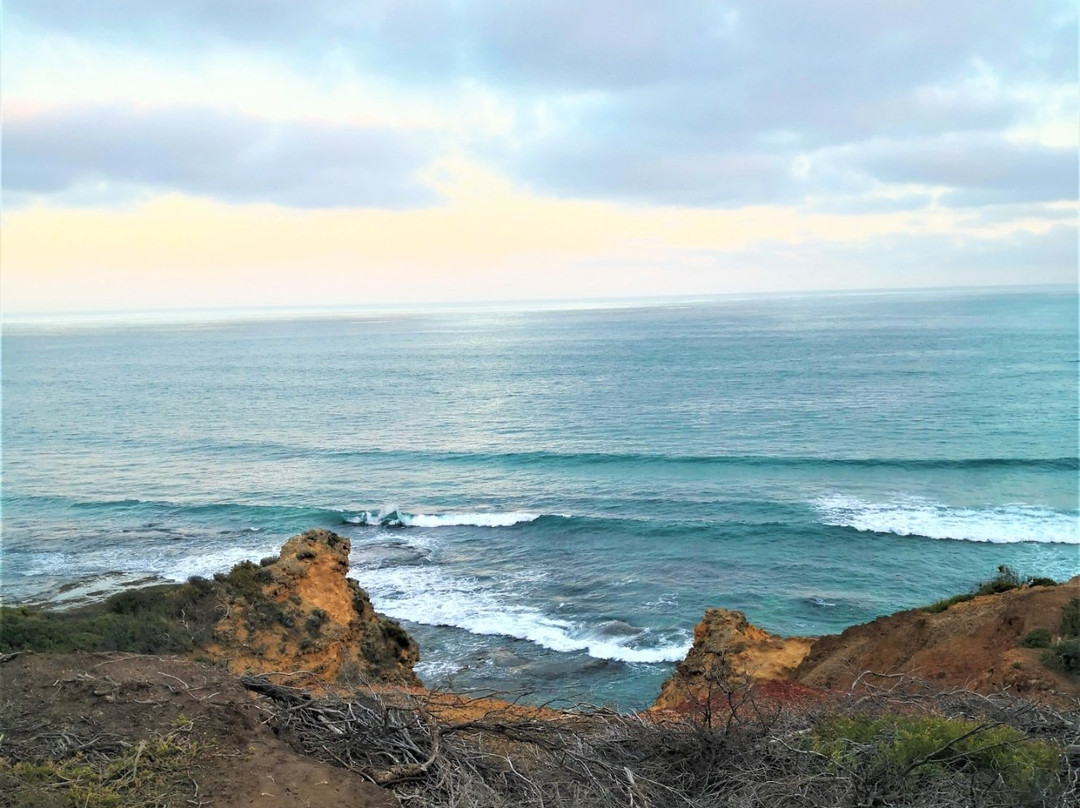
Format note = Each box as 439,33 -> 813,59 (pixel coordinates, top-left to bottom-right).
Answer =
815,495 -> 1078,544
345,510 -> 541,528
358,563 -> 690,664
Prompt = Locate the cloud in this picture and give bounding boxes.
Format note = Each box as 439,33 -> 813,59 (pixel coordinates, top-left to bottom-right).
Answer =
4,105 -> 441,208
6,1 -> 1077,210
10,1 -> 1075,88
854,135 -> 1077,206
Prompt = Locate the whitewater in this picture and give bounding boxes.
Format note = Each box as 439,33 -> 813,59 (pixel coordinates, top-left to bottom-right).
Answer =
3,287 -> 1077,708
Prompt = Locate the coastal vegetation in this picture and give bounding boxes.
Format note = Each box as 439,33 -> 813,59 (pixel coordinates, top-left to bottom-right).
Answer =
0,720 -> 212,808
1041,597 -> 1080,677
2,574 -> 231,656
923,565 -> 1058,613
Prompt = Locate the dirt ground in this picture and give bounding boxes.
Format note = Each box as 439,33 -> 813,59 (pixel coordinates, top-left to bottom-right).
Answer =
0,651 -> 398,808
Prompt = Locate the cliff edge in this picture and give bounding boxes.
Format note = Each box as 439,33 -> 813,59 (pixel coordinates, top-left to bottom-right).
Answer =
656,576 -> 1080,712
794,575 -> 1080,704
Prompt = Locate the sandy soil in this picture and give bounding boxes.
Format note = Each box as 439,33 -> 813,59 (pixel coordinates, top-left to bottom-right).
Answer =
0,652 -> 398,808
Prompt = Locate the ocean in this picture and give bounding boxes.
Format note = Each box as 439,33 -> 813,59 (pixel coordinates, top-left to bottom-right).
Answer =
2,287 -> 1077,709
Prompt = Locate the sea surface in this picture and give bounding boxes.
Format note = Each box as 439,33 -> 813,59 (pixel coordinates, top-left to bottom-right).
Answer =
2,287 -> 1078,709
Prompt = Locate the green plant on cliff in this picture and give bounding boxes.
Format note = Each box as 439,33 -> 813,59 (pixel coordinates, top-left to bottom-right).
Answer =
1040,597 -> 1080,677
923,567 -> 1058,613
1021,628 -> 1052,648
0,576 -> 225,655
806,715 -> 1062,795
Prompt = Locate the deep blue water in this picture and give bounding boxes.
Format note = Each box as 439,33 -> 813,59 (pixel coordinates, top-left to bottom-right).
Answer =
2,288 -> 1078,709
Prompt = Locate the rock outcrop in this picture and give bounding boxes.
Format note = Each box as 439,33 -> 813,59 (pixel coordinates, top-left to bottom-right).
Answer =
653,608 -> 814,711
204,529 -> 420,687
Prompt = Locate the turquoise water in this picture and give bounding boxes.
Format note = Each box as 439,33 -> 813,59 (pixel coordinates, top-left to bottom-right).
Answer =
2,288 -> 1078,708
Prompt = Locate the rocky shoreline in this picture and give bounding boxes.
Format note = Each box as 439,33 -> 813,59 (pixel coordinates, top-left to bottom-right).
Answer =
2,529 -> 1078,807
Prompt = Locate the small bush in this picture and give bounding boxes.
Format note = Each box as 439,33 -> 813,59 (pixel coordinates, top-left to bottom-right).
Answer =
1020,628 -> 1052,648
1028,577 -> 1057,587
305,608 -> 328,636
923,566 -> 1058,613
1043,638 -> 1080,676
974,565 -> 1023,596
259,555 -> 279,567
216,560 -> 265,602
807,715 -> 1061,791
296,549 -> 317,560
924,593 -> 974,613
1059,597 -> 1080,637
381,620 -> 413,649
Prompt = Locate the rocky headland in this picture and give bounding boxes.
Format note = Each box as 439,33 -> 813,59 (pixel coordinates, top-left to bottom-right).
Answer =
655,575 -> 1080,715
2,531 -> 1077,807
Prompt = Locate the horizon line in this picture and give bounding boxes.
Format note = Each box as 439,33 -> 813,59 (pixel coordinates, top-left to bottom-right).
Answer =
2,281 -> 1075,331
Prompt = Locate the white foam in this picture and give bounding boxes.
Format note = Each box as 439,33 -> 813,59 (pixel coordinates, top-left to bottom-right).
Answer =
345,509 -> 540,528
815,494 -> 1079,544
402,511 -> 540,528
358,562 -> 690,664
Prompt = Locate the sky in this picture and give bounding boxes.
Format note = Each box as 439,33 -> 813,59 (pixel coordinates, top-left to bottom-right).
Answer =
2,1 -> 1077,314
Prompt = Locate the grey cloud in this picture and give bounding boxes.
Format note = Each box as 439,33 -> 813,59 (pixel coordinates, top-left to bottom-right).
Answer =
854,136 -> 1077,205
512,137 -> 802,207
8,1 -> 1076,209
4,106 -> 441,208
10,1 -> 1075,89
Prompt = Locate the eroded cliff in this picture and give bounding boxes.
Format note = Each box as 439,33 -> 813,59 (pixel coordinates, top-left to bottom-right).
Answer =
656,576 -> 1080,712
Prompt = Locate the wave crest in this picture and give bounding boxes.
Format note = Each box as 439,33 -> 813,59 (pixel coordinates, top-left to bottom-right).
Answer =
815,495 -> 1078,544
345,509 -> 541,528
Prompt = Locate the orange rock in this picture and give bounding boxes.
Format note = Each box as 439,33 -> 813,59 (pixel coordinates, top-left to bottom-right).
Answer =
203,529 -> 420,688
652,608 -> 814,712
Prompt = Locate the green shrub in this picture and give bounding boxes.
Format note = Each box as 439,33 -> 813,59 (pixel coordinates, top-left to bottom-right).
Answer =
923,567 -> 1058,613
295,549 -> 317,560
381,620 -> 413,649
1042,638 -> 1080,676
923,593 -> 974,613
1059,597 -> 1080,637
305,608 -> 328,636
974,565 -> 1023,596
1020,628 -> 1052,648
1028,577 -> 1057,587
807,715 -> 1061,791
215,560 -> 265,601
0,575 -> 226,655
